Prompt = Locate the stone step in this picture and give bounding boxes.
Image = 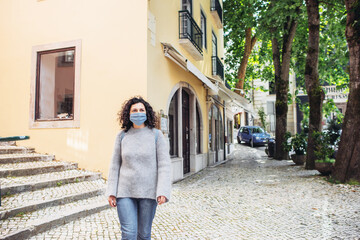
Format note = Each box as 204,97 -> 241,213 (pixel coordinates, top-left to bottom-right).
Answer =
0,146 -> 35,155
0,179 -> 106,220
0,161 -> 78,178
1,169 -> 102,196
0,153 -> 54,164
0,195 -> 109,240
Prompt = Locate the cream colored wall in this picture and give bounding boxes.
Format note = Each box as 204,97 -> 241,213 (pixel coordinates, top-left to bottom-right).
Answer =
252,74 -> 297,135
0,0 -> 147,177
147,0 -> 224,153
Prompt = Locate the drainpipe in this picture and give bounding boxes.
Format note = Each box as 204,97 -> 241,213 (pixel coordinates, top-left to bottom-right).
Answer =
223,100 -> 226,161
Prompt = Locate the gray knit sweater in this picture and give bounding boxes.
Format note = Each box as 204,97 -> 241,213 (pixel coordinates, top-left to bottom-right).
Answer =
106,127 -> 171,202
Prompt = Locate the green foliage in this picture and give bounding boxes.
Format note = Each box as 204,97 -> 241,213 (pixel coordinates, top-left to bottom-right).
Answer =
312,131 -> 335,162
224,0 -> 280,97
282,131 -> 292,152
57,181 -> 63,187
326,176 -> 341,184
323,99 -> 344,121
326,116 -> 343,145
326,177 -> 360,185
293,2 -> 348,92
347,179 -> 360,186
325,176 -> 360,186
316,157 -> 335,163
296,100 -> 309,133
257,107 -> 268,130
224,0 -> 348,99
291,132 -> 307,155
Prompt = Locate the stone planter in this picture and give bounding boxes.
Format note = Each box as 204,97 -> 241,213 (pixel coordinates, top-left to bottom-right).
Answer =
291,154 -> 306,165
315,162 -> 334,175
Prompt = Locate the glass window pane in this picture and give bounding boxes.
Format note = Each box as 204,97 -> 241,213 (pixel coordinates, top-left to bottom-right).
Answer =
201,11 -> 206,49
36,48 -> 75,120
212,32 -> 217,57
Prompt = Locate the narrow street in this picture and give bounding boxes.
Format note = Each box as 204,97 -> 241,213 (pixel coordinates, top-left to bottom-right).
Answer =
31,143 -> 360,239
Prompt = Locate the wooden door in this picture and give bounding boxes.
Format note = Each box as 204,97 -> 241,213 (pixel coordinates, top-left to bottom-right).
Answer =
182,90 -> 190,174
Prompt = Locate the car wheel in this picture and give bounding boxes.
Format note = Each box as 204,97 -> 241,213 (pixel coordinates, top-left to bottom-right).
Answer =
250,139 -> 254,148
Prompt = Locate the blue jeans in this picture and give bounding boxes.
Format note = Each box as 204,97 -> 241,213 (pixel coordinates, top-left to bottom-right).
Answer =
116,198 -> 157,240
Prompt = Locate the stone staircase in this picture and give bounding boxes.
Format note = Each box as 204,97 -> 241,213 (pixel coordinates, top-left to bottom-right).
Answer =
0,144 -> 109,239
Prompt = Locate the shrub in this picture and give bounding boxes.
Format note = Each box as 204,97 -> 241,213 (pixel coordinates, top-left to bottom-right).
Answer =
282,131 -> 292,153
291,132 -> 307,155
312,131 -> 335,162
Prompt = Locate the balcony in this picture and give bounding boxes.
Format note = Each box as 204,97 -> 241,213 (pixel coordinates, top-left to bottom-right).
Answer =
210,0 -> 223,28
212,56 -> 224,80
179,10 -> 203,61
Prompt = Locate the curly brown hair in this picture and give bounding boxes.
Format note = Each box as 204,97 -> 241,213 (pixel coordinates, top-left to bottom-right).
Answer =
118,96 -> 158,132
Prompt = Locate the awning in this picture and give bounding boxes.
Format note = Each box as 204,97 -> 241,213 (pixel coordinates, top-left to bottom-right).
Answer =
208,76 -> 254,114
161,43 -> 218,95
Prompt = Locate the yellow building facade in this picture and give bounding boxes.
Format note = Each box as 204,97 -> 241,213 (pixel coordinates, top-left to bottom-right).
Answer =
0,0 -> 246,182
0,0 -> 148,176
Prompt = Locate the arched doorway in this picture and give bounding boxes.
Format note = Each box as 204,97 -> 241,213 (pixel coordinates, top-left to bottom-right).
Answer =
167,83 -> 203,175
209,104 -> 224,163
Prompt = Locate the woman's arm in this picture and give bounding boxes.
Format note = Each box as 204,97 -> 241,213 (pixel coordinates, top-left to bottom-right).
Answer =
155,130 -> 172,203
106,132 -> 123,200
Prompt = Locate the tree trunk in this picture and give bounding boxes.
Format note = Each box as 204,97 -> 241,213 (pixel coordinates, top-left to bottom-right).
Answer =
333,0 -> 360,182
235,27 -> 257,96
304,0 -> 324,170
273,16 -> 298,160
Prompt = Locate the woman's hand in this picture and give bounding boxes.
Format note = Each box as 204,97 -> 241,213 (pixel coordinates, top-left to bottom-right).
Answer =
108,195 -> 117,207
157,196 -> 167,205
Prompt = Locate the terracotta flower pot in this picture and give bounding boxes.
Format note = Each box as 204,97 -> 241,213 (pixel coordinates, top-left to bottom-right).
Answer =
315,162 -> 334,175
291,154 -> 305,165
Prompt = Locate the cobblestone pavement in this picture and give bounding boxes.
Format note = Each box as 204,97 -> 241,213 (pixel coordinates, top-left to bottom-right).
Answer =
31,144 -> 360,240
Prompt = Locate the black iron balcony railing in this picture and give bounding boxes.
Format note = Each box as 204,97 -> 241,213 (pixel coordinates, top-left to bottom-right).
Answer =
179,10 -> 203,55
212,56 -> 224,80
211,0 -> 223,23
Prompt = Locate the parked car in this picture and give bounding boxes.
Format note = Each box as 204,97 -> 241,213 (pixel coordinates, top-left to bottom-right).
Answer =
237,126 -> 271,147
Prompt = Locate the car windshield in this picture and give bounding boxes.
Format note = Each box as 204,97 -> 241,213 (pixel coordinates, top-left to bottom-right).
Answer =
252,127 -> 265,133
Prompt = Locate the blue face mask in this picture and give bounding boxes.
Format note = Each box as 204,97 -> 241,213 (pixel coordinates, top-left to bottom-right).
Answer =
130,112 -> 147,126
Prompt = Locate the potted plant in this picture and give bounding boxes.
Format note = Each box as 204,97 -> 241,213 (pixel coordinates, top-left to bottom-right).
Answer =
290,132 -> 307,165
315,157 -> 335,175
313,131 -> 335,175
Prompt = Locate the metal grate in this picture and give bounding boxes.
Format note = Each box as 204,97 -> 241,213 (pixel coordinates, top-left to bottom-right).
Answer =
179,10 -> 203,55
212,56 -> 224,80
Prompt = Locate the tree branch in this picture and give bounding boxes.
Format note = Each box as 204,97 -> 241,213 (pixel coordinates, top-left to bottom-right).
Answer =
318,0 -> 345,9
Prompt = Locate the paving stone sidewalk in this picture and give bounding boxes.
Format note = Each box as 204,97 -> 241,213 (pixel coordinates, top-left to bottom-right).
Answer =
31,144 -> 360,240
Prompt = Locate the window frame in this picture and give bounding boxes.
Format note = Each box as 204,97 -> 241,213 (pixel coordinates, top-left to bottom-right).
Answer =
200,10 -> 207,49
212,31 -> 217,57
182,0 -> 192,14
30,39 -> 82,129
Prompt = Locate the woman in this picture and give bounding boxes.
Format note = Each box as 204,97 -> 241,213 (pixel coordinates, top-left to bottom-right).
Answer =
106,96 -> 171,240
